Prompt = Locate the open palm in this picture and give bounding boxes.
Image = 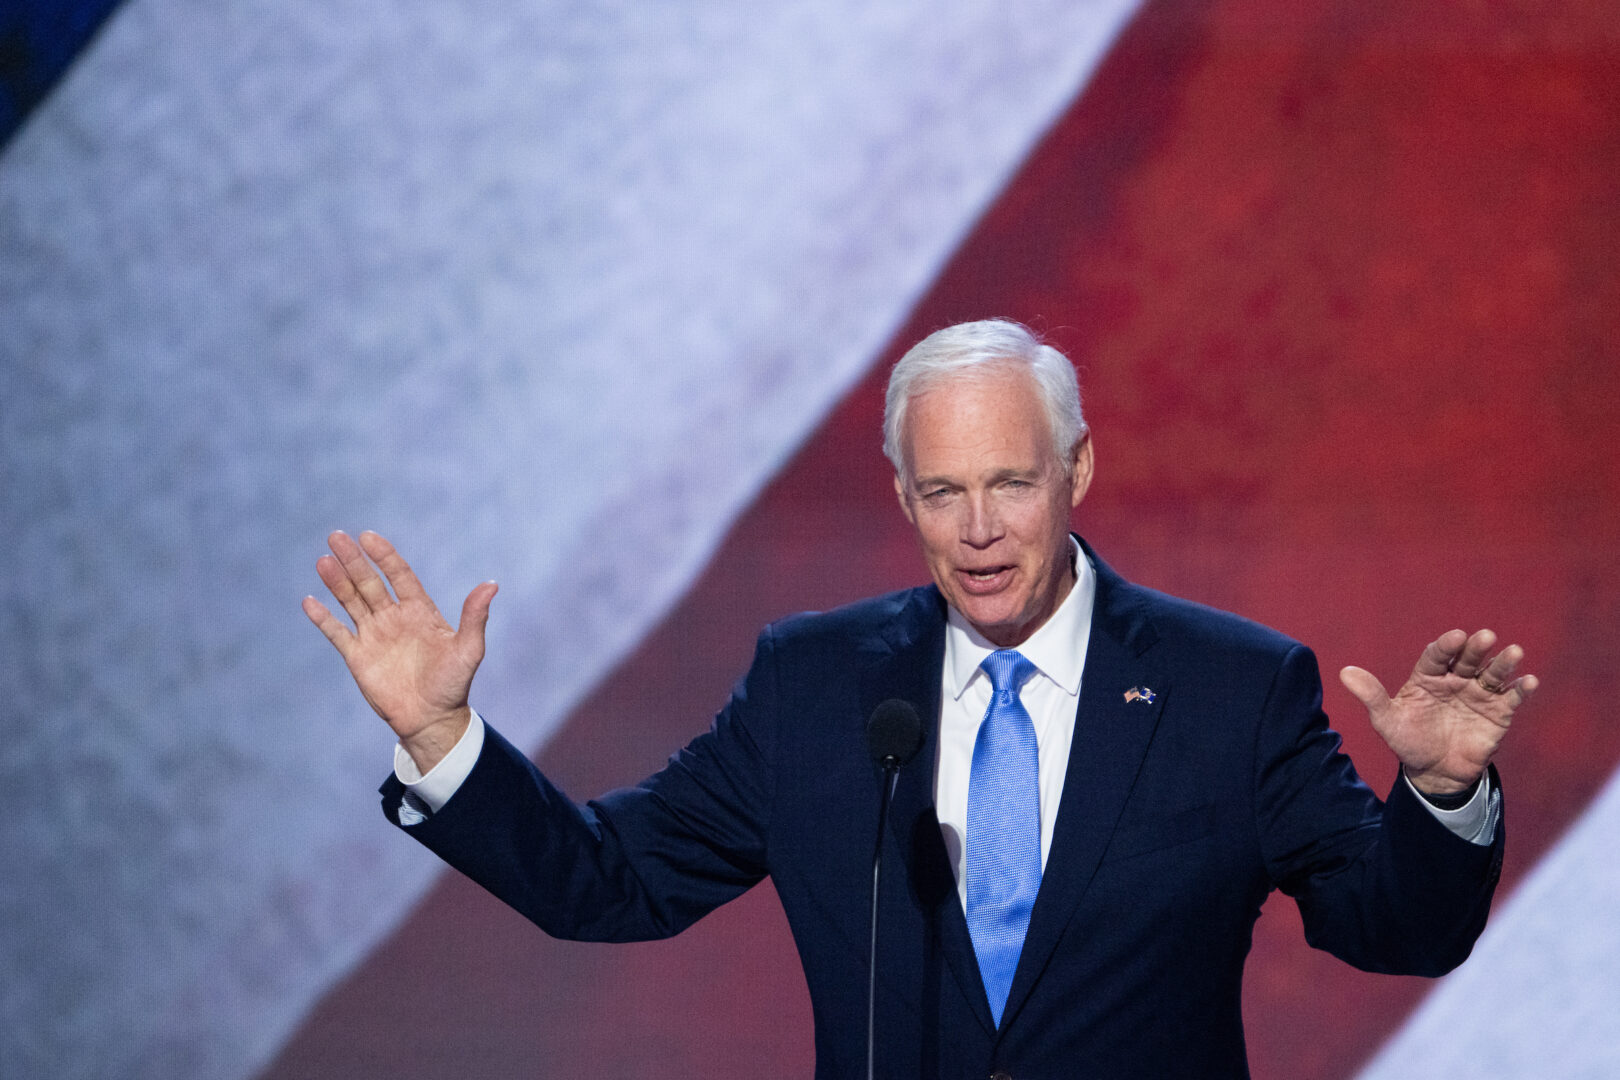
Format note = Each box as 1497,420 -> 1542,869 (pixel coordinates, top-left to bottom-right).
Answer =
1340,628 -> 1537,796
303,530 -> 497,772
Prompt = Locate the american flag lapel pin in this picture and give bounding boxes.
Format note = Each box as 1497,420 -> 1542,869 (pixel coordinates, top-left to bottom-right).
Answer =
1124,686 -> 1156,705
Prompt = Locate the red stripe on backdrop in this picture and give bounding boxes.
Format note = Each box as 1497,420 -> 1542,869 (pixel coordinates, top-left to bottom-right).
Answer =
262,1 -> 1620,1077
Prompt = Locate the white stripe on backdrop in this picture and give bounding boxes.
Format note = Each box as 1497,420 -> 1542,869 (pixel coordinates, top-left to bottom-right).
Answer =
0,1 -> 1141,1077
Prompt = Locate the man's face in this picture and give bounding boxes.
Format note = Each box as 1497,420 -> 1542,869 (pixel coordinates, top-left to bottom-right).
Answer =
895,365 -> 1093,648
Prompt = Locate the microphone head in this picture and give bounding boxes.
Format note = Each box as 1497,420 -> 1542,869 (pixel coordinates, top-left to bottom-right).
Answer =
866,699 -> 925,768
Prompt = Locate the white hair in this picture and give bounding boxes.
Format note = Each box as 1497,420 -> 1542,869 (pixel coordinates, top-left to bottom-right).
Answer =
882,319 -> 1086,477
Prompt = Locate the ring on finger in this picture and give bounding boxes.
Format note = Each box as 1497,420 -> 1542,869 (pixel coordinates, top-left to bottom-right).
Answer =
1475,671 -> 1506,694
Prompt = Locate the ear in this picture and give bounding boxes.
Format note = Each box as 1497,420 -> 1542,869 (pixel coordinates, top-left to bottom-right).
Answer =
894,472 -> 918,525
1068,430 -> 1094,510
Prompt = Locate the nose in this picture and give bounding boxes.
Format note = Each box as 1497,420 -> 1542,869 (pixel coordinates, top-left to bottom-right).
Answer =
962,492 -> 1002,548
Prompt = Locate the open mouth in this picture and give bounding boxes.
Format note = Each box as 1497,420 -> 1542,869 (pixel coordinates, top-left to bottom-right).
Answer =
958,565 -> 1014,592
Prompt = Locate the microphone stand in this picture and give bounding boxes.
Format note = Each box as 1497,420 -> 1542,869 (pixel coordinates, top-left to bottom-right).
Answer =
864,698 -> 921,1080
868,755 -> 901,1080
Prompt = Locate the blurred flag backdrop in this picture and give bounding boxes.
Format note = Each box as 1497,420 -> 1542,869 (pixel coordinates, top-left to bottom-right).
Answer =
2,2 -> 1616,1078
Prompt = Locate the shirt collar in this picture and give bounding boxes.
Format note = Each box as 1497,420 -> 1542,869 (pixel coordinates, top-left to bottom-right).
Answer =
944,536 -> 1095,701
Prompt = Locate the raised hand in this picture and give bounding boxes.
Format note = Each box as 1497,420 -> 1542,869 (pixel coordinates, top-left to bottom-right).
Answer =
302,530 -> 498,774
1340,629 -> 1537,797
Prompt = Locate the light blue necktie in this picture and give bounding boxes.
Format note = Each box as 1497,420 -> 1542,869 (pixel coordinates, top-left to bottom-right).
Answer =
966,648 -> 1042,1028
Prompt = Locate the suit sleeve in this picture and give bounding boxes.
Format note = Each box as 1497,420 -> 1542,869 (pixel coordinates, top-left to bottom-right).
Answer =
1255,645 -> 1504,976
376,625 -> 783,942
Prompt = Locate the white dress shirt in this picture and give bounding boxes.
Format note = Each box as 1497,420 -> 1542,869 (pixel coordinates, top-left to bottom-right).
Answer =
934,538 -> 1095,910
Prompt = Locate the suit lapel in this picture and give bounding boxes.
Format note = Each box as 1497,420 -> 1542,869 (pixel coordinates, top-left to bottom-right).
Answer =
998,545 -> 1168,1033
857,587 -> 1000,1038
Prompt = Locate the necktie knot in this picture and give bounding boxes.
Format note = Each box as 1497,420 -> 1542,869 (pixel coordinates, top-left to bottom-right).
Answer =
981,649 -> 1037,697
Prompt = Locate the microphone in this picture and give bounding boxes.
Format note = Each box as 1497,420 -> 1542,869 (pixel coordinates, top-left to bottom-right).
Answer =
868,698 -> 925,771
864,699 -> 924,1080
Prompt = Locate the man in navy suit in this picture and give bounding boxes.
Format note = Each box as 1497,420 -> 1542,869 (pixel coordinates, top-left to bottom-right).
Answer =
305,320 -> 1535,1078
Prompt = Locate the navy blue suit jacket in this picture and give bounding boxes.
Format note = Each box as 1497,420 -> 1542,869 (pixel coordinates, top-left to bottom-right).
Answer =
382,541 -> 1502,1079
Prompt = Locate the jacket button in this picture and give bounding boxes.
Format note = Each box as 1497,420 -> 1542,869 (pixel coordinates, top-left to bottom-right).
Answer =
990,1071 -> 1013,1080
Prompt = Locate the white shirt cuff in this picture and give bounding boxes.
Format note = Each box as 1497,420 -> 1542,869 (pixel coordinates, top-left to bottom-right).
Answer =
1405,770 -> 1499,846
392,709 -> 486,822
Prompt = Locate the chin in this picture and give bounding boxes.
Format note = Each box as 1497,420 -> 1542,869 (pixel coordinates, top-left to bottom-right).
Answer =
958,603 -> 1027,643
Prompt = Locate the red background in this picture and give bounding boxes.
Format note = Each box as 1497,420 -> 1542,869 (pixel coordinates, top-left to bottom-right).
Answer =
264,0 -> 1620,1075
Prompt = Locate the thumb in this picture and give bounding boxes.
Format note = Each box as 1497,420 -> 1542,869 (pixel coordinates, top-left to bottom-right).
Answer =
1339,665 -> 1390,718
456,580 -> 499,655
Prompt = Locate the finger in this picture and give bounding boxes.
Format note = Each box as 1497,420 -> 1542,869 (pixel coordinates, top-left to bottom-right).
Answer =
316,552 -> 372,626
328,530 -> 394,612
1339,665 -> 1391,719
302,595 -> 356,659
1476,642 -> 1525,689
1449,628 -> 1499,680
455,581 -> 499,658
1510,673 -> 1540,707
359,530 -> 430,604
1412,629 -> 1469,678
1485,667 -> 1538,710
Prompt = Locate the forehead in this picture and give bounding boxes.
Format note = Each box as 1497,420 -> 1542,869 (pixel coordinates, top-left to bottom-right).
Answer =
902,365 -> 1052,473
